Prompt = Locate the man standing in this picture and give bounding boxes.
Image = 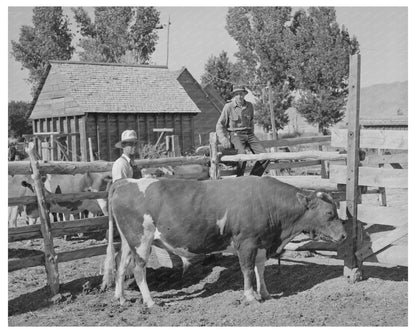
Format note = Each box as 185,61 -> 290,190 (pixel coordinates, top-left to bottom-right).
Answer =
216,86 -> 269,177
112,129 -> 139,181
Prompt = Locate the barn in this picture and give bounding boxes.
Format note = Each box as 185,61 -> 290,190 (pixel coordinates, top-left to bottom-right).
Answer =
29,60 -> 222,161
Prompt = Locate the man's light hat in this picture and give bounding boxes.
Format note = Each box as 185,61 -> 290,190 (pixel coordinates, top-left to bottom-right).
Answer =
115,130 -> 138,148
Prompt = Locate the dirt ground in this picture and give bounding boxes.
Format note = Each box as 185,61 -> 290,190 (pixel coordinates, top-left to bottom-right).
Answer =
8,242 -> 408,326
8,188 -> 408,326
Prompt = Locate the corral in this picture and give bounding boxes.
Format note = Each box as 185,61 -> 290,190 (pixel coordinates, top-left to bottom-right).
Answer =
8,54 -> 408,326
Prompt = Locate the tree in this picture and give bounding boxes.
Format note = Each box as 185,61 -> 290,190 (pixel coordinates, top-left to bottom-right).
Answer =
226,7 -> 294,133
72,7 -> 160,64
9,101 -> 32,137
288,7 -> 359,133
201,51 -> 235,101
254,85 -> 291,133
226,7 -> 359,135
11,7 -> 74,96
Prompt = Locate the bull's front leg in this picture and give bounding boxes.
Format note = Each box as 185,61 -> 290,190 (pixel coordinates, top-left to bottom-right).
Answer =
255,248 -> 272,300
236,240 -> 258,303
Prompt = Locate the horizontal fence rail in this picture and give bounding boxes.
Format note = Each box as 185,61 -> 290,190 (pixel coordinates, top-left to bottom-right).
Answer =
259,135 -> 331,148
330,165 -> 408,188
220,151 -> 347,163
8,191 -> 108,206
8,156 -> 210,175
8,216 -> 109,242
331,128 -> 408,150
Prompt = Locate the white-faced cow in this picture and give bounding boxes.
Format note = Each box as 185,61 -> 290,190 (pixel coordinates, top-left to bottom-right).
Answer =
101,176 -> 346,307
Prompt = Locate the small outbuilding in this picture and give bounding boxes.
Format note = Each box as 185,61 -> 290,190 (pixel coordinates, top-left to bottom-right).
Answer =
29,60 -> 222,161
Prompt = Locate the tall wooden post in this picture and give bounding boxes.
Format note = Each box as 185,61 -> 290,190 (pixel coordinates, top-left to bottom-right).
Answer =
268,81 -> 277,140
27,142 -> 60,295
343,54 -> 363,283
209,132 -> 219,180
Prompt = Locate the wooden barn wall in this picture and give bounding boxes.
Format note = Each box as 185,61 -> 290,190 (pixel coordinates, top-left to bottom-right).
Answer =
85,113 -> 195,161
177,69 -> 220,146
33,115 -> 87,161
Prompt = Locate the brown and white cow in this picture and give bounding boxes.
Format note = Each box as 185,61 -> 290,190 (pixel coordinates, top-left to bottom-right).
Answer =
101,176 -> 346,307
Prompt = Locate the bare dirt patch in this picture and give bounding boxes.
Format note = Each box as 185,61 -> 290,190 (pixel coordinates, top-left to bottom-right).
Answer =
8,238 -> 407,326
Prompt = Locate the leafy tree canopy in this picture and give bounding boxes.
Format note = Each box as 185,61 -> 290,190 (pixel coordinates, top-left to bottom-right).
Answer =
225,6 -> 359,134
11,7 -> 74,97
201,51 -> 235,102
287,7 -> 359,133
225,7 -> 294,133
72,7 -> 160,64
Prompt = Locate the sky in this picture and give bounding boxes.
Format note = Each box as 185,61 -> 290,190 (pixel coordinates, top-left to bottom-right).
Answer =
7,5 -> 409,103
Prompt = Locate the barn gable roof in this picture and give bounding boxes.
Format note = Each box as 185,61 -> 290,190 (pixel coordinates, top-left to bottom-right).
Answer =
30,61 -> 201,119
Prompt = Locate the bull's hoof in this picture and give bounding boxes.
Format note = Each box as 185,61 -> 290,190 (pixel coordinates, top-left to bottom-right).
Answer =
260,293 -> 272,301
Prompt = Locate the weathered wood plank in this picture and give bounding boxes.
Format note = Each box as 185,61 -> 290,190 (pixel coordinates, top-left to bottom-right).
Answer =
331,128 -> 408,150
284,240 -> 338,251
268,160 -> 322,170
330,165 -> 408,188
79,116 -> 88,162
338,202 -> 407,227
209,132 -> 219,179
259,136 -> 331,148
9,190 -> 108,207
27,142 -> 60,295
8,156 -> 210,175
343,53 -> 363,282
8,216 -> 109,242
9,242 -> 182,272
221,151 -> 346,163
365,153 -> 408,166
271,176 -> 339,191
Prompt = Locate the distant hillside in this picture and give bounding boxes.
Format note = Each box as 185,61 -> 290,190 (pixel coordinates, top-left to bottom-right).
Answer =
360,81 -> 408,119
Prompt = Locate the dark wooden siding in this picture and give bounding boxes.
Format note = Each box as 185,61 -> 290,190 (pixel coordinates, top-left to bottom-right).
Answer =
84,113 -> 195,161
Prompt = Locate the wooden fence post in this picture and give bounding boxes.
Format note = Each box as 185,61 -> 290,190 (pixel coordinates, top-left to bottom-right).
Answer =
27,142 -> 60,295
343,53 -> 363,283
209,132 -> 219,180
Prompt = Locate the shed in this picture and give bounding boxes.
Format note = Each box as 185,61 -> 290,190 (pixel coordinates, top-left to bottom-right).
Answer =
29,60 -> 203,161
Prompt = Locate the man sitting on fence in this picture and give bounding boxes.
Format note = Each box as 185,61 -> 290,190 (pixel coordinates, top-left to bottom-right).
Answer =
216,85 -> 270,177
113,130 -> 141,181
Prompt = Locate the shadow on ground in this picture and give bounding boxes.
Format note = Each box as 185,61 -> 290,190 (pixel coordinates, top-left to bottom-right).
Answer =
8,255 -> 407,316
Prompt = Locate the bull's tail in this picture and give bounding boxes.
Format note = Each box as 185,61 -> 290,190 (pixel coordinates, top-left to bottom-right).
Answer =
100,182 -> 117,291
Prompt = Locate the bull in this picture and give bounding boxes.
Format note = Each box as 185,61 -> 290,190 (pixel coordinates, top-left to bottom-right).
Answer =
101,176 -> 346,307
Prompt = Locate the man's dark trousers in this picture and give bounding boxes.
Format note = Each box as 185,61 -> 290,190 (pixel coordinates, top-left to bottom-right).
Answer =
229,132 -> 270,177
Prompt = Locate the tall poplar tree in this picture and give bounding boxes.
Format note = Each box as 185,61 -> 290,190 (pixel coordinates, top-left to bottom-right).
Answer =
72,7 -> 160,64
201,51 -> 235,102
11,7 -> 74,96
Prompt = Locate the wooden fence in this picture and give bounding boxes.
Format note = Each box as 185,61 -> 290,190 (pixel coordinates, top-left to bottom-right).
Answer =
8,54 -> 407,295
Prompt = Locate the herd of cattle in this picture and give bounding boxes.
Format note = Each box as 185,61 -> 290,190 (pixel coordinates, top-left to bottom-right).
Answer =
8,164 -> 210,228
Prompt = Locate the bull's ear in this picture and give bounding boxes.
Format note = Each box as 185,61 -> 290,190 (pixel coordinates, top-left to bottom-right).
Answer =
296,192 -> 310,208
